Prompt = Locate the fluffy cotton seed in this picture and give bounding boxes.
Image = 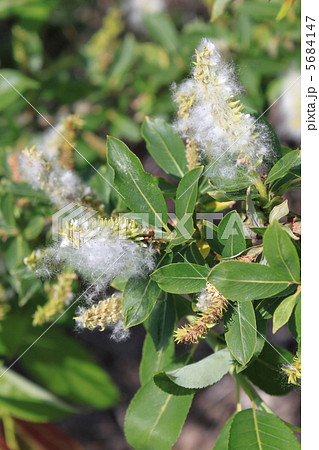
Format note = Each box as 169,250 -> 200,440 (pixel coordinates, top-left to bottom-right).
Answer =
57,217 -> 156,285
122,0 -> 166,31
19,146 -> 92,207
173,38 -> 274,188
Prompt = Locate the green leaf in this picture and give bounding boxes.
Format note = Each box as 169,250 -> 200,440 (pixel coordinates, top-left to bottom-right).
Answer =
0,368 -> 76,422
0,0 -> 56,21
154,372 -> 197,396
266,150 -> 299,185
123,275 -> 161,328
246,186 -> 262,227
154,354 -> 198,396
21,329 -> 119,409
209,261 -> 291,301
263,220 -> 300,283
269,200 -> 289,224
123,253 -> 172,328
144,13 -> 179,53
0,308 -> 32,357
147,293 -> 176,351
276,0 -> 296,21
107,136 -> 168,228
184,242 -> 207,265
218,211 -> 246,257
151,263 -> 209,294
228,409 -> 300,449
165,348 -> 231,389
23,215 -> 44,240
176,167 -> 203,220
295,299 -> 301,339
242,342 -> 294,395
172,294 -> 194,320
0,69 -> 39,112
210,0 -> 232,21
142,118 -> 188,179
273,291 -> 300,334
225,301 -> 257,366
214,414 -> 235,450
235,310 -> 267,373
0,193 -> 16,229
140,333 -> 175,386
107,34 -> 136,89
5,235 -> 30,270
169,167 -> 203,247
156,177 -> 177,198
124,378 -> 192,450
203,220 -> 224,255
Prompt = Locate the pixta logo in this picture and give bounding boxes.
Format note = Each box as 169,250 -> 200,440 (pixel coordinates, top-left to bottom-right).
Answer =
52,203 -> 98,247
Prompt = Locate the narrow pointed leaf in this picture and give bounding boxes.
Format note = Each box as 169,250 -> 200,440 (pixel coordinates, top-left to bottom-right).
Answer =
273,291 -> 300,334
169,167 -> 203,247
0,369 -> 76,422
107,136 -> 168,227
21,330 -> 119,409
218,211 -> 246,257
263,220 -> 300,283
225,301 -> 257,366
266,149 -> 299,185
142,118 -> 188,178
123,275 -> 161,328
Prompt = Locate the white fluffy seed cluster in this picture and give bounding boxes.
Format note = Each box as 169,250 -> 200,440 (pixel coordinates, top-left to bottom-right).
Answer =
122,0 -> 166,31
21,137 -> 156,341
25,216 -> 155,340
173,38 -> 273,188
57,217 -> 155,285
19,146 -> 92,207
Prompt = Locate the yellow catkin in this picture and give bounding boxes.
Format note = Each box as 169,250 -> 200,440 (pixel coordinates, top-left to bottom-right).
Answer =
59,114 -> 83,170
174,282 -> 228,344
74,293 -> 123,331
185,139 -> 201,171
282,354 -> 301,385
33,273 -> 77,326
85,8 -> 124,75
174,91 -> 195,118
59,216 -> 150,249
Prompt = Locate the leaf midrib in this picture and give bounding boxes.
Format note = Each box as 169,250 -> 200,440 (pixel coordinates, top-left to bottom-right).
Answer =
149,125 -> 185,177
214,277 -> 291,285
147,394 -> 172,444
126,166 -> 168,231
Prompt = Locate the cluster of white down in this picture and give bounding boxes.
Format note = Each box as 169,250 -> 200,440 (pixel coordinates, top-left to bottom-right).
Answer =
21,141 -> 156,340
122,0 -> 166,31
57,217 -> 155,286
19,147 -> 91,208
173,39 -> 273,186
275,68 -> 301,143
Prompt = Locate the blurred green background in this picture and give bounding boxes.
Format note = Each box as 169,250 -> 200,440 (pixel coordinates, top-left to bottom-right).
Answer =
0,0 -> 300,448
